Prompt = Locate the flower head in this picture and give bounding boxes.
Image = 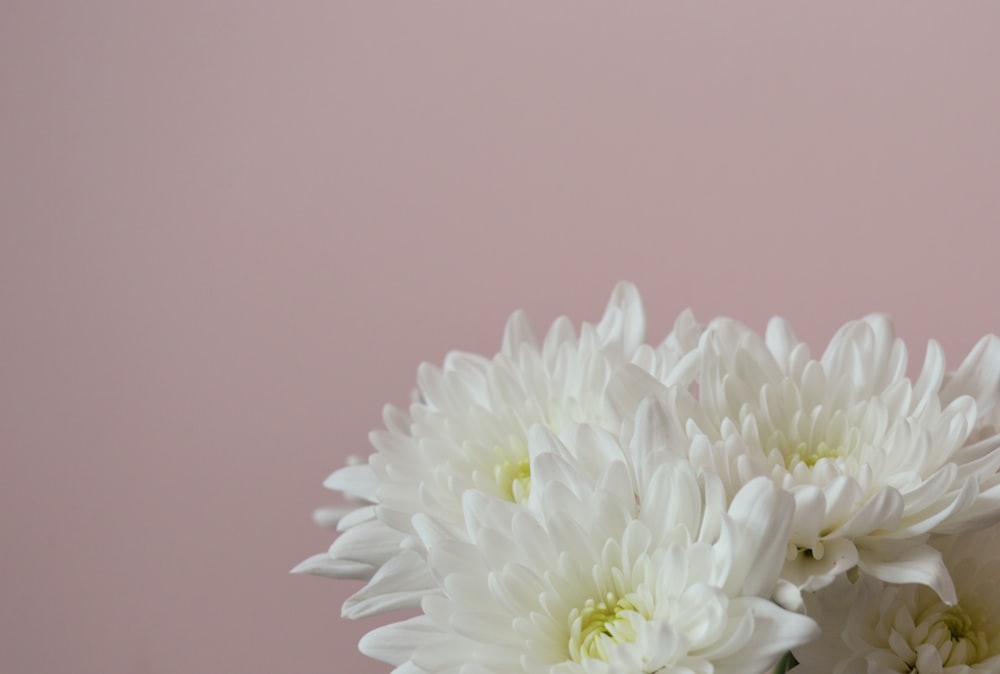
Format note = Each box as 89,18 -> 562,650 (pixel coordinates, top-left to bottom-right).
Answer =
360,402 -> 818,674
795,524 -> 1000,674
612,315 -> 1000,603
294,283 -> 702,618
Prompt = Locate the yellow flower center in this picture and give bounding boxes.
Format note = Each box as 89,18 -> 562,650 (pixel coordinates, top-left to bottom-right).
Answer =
782,439 -> 843,468
910,602 -> 991,669
567,592 -> 641,662
494,458 -> 531,503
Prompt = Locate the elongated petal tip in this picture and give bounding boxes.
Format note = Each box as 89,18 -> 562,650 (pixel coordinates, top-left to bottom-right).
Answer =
290,552 -> 374,580
312,506 -> 347,529
605,281 -> 642,310
322,463 -> 378,502
942,333 -> 1000,416
501,309 -> 538,355
596,281 -> 647,351
765,316 -> 799,366
289,554 -> 326,575
857,540 -> 957,605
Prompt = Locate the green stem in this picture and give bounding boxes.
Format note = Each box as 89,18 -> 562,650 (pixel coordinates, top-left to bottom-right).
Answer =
773,651 -> 798,674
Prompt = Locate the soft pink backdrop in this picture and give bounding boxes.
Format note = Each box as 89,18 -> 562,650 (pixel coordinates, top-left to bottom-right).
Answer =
2,3 -> 999,672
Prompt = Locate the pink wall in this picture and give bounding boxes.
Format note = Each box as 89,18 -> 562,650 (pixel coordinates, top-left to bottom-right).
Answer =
3,2 -> 1000,672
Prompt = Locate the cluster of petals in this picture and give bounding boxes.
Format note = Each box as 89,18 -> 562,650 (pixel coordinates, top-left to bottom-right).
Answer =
295,283 -> 702,618
295,283 -> 1000,673
610,313 -> 1000,603
359,405 -> 818,674
794,524 -> 1000,674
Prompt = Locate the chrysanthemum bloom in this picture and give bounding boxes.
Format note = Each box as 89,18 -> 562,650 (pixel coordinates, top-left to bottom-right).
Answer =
612,315 -> 1000,606
794,524 -> 1000,674
294,283 -> 702,618
360,403 -> 819,674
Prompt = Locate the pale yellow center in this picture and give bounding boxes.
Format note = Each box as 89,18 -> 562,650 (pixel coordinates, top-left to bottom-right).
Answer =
907,601 -> 992,670
494,458 -> 531,503
567,592 -> 640,663
782,439 -> 843,468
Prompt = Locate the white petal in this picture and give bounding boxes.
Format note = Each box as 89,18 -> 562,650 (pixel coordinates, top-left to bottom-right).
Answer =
542,315 -> 576,356
714,597 -> 819,674
501,309 -> 539,356
781,537 -> 858,593
329,519 -> 403,566
290,552 -> 373,580
765,316 -> 800,370
596,281 -> 646,354
828,487 -> 903,539
359,615 -> 444,666
941,334 -> 1000,416
604,364 -> 669,428
335,503 -> 376,531
342,549 -> 437,618
913,340 -> 946,414
323,463 -> 378,502
856,539 -> 956,604
724,477 -> 795,598
311,506 -> 353,529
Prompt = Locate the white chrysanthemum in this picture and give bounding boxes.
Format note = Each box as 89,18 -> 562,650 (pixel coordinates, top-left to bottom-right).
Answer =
294,283 -> 703,618
612,315 -> 1000,603
795,524 -> 1000,674
360,405 -> 818,674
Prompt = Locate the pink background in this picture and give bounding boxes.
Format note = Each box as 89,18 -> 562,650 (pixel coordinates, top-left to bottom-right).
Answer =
3,3 -> 1000,672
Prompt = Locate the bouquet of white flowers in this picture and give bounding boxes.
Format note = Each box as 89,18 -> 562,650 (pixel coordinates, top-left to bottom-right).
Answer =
294,283 -> 1000,674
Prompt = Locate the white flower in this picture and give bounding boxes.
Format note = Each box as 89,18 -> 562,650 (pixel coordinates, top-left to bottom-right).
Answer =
795,524 -> 1000,674
294,283 -> 703,618
359,404 -> 818,674
611,314 -> 1000,603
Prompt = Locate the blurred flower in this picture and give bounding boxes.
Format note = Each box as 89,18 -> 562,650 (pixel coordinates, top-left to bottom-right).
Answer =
795,524 -> 1000,674
359,405 -> 818,674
